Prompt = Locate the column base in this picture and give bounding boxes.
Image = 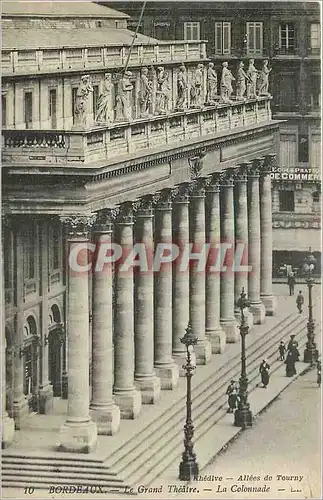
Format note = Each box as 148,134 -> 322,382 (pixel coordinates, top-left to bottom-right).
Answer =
113,388 -> 141,419
260,294 -> 277,316
155,363 -> 179,390
38,384 -> 54,414
206,327 -> 226,354
234,310 -> 254,331
57,420 -> 97,453
179,458 -> 199,481
135,375 -> 161,404
250,301 -> 266,324
12,397 -> 29,430
89,403 -> 120,435
220,319 -> 239,343
2,415 -> 15,448
195,338 -> 212,365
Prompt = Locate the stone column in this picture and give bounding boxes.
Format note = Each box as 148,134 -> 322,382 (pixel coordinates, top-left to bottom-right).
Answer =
247,160 -> 266,324
220,172 -> 239,342
89,210 -> 120,434
205,175 -> 226,353
1,234 -> 15,447
233,165 -> 254,328
153,189 -> 179,389
113,203 -> 141,418
189,179 -> 212,363
260,154 -> 277,315
58,215 -> 97,453
133,197 -> 161,403
172,184 -> 190,373
39,221 -> 54,414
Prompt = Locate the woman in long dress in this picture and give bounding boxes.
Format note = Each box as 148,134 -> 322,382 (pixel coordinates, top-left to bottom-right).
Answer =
285,350 -> 297,377
259,359 -> 270,388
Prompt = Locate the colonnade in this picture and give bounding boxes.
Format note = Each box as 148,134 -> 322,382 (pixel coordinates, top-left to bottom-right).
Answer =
57,154 -> 277,453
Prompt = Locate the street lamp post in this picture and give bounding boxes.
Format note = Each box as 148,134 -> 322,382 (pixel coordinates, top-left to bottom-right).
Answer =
234,288 -> 253,429
179,322 -> 199,482
303,252 -> 318,366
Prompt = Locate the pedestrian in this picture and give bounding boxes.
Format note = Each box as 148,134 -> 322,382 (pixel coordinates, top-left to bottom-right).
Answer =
287,272 -> 296,296
285,350 -> 297,377
287,335 -> 300,361
296,290 -> 304,313
226,380 -> 239,413
317,360 -> 321,388
278,341 -> 286,361
259,359 -> 270,388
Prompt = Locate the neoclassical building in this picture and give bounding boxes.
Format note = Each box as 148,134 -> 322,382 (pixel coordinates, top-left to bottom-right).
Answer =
2,1 -> 278,452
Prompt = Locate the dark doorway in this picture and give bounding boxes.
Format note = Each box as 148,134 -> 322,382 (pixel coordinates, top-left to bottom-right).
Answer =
49,88 -> 57,129
48,328 -> 62,397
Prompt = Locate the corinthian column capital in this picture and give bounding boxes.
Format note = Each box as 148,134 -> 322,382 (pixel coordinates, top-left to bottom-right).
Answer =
172,183 -> 190,203
60,214 -> 97,239
152,188 -> 173,209
263,153 -> 277,175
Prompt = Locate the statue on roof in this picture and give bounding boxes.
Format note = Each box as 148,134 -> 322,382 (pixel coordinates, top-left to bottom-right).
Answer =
115,70 -> 134,121
190,64 -> 204,108
138,67 -> 153,117
246,59 -> 258,99
156,66 -> 171,115
220,61 -> 235,103
236,61 -> 249,101
95,73 -> 113,124
257,59 -> 272,96
206,62 -> 218,105
175,64 -> 187,110
73,75 -> 93,129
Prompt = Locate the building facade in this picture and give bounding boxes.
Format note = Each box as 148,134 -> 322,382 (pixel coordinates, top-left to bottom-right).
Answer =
106,0 -> 321,267
3,0 -> 278,455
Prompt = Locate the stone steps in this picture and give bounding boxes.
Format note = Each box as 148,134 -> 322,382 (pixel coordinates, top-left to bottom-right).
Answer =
2,312 -> 307,492
121,315 -> 307,486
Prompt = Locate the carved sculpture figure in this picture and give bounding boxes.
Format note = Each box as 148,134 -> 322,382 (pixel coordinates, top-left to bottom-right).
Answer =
176,64 -> 187,110
220,61 -> 235,103
246,59 -> 258,99
206,62 -> 218,104
95,73 -> 112,123
257,59 -> 272,96
156,66 -> 170,114
236,61 -> 249,100
190,64 -> 204,108
115,71 -> 134,121
74,75 -> 93,128
138,67 -> 153,117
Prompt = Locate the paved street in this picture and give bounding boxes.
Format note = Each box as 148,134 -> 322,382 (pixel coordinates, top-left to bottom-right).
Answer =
201,368 -> 321,499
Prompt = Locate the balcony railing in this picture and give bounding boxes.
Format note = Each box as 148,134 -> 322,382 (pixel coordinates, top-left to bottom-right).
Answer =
2,97 -> 272,167
2,41 -> 207,76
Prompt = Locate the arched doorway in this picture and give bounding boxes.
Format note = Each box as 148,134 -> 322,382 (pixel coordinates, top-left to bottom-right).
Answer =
23,316 -> 39,412
48,305 -> 64,397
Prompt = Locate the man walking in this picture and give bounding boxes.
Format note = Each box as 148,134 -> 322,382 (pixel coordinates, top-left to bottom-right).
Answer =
296,290 -> 304,313
287,272 -> 296,296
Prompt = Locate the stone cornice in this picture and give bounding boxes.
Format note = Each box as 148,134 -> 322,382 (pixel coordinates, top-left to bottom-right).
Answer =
3,122 -> 280,185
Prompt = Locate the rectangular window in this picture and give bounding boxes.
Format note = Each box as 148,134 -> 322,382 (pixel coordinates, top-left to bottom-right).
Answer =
214,22 -> 231,55
279,23 -> 295,53
49,88 -> 57,129
92,85 -> 99,118
2,94 -> 7,127
24,91 -> 33,129
279,191 -> 295,212
246,22 -> 263,55
23,225 -> 36,281
49,225 -> 61,271
310,23 -> 321,49
310,74 -> 321,109
184,22 -> 200,41
72,87 -> 78,124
